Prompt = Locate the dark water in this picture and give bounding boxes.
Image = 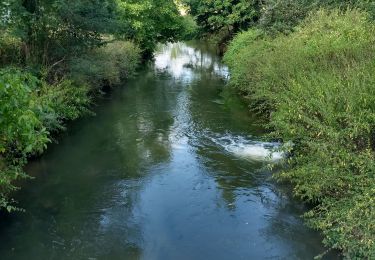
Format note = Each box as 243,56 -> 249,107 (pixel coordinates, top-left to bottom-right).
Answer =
0,42 -> 338,259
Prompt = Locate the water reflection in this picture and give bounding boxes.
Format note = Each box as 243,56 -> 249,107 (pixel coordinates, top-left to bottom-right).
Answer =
154,42 -> 229,82
0,42 -> 338,260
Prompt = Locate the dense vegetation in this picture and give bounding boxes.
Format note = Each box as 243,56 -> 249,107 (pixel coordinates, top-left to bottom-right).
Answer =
2,0 -> 374,257
182,0 -> 260,44
0,69 -> 90,210
224,10 -> 375,257
182,0 -> 375,48
184,0 -> 375,258
0,0 -> 189,211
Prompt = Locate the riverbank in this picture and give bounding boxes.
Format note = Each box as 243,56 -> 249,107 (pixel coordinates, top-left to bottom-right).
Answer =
0,0 -> 190,212
224,9 -> 375,258
0,40 -> 141,211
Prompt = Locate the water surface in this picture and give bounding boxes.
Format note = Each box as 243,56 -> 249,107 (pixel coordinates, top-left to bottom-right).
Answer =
0,42 -> 337,259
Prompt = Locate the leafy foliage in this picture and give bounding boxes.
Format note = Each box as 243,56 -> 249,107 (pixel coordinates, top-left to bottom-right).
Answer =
0,69 -> 49,157
258,0 -> 314,34
0,69 -> 92,210
0,70 -> 49,210
69,41 -> 141,88
2,0 -> 184,63
33,80 -> 91,131
224,9 -> 375,258
1,0 -> 117,66
0,0 -> 182,211
259,0 -> 375,34
180,15 -> 199,40
116,0 -> 184,55
183,0 -> 375,44
0,31 -> 22,66
183,0 -> 260,33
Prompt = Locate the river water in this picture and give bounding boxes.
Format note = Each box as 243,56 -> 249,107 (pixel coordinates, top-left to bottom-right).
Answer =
0,42 -> 337,259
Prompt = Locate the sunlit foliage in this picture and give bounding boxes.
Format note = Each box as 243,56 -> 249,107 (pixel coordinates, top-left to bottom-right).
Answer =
116,0 -> 185,55
225,10 -> 375,258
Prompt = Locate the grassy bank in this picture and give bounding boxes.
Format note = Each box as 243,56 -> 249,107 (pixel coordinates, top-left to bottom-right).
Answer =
224,9 -> 375,258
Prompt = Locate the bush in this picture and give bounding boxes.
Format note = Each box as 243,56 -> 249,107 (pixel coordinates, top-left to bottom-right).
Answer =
0,69 -> 49,157
225,9 -> 375,258
181,15 -> 199,40
0,31 -> 22,66
258,0 -> 375,35
0,69 -> 91,211
0,41 -> 140,211
34,80 -> 91,132
0,69 -> 49,211
69,40 -> 141,89
259,0 -> 314,34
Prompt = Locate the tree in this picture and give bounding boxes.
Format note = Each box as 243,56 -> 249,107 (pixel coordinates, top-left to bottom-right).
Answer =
1,0 -> 118,66
182,0 -> 261,34
116,0 -> 184,55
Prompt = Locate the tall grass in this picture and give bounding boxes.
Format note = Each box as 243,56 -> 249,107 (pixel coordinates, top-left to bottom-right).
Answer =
224,9 -> 375,258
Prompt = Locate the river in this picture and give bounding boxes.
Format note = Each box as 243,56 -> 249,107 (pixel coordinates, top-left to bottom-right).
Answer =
0,42 -> 338,259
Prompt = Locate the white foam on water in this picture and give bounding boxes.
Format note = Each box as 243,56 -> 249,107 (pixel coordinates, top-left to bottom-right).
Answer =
209,134 -> 284,162
226,143 -> 284,161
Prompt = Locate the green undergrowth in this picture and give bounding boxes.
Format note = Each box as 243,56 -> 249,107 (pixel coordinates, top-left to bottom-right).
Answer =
0,69 -> 90,210
0,40 -> 141,211
224,9 -> 375,258
69,41 -> 141,88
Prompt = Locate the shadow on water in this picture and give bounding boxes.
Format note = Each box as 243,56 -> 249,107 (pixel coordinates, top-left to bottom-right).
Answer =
0,41 -> 340,260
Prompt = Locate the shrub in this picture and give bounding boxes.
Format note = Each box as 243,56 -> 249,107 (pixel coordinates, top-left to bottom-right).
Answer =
0,69 -> 91,211
225,9 -> 375,258
0,69 -> 49,157
258,0 -> 375,35
0,31 -> 22,66
69,40 -> 141,89
0,69 -> 49,211
34,80 -> 91,132
181,15 -> 199,40
259,0 -> 314,34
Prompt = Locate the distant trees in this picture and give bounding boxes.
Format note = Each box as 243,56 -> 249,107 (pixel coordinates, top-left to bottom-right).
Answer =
183,0 -> 375,41
116,0 -> 185,55
183,0 -> 260,34
1,0 -> 117,66
1,0 -> 186,65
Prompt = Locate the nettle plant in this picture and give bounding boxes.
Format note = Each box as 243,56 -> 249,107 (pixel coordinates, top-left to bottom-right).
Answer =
0,69 -> 49,210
